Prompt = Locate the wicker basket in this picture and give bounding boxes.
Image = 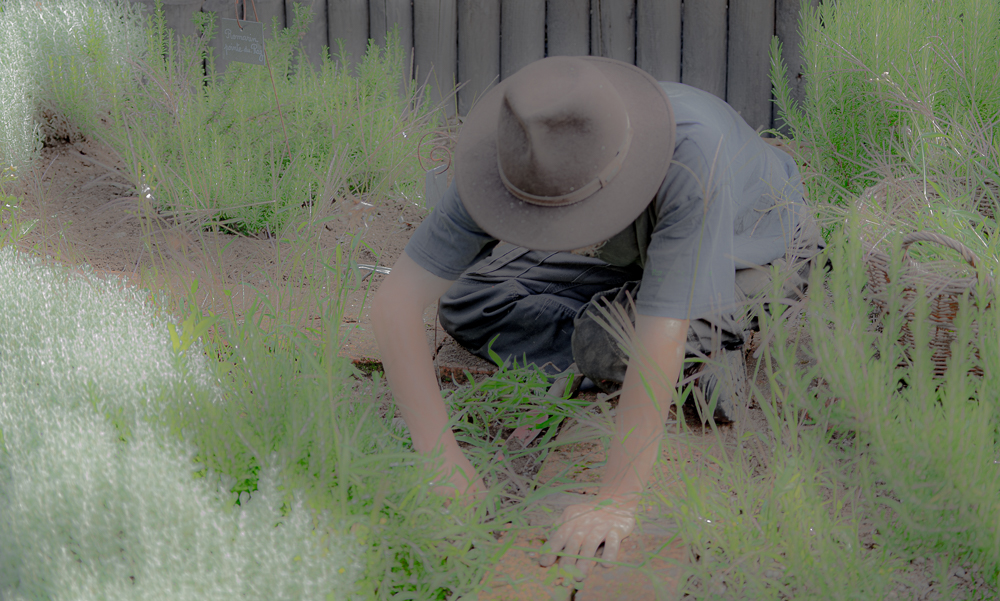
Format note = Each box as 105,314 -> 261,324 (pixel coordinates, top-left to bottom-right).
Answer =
856,181 -> 995,377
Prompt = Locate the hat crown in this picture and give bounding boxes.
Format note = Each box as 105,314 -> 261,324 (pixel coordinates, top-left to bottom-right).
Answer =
496,58 -> 632,204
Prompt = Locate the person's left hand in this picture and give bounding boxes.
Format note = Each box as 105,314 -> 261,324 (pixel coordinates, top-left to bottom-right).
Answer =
538,499 -> 636,580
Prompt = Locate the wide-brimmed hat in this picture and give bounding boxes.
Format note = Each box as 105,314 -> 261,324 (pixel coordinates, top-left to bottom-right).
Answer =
455,56 -> 675,251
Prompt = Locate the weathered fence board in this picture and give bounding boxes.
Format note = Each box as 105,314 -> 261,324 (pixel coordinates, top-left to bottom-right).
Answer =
129,0 -> 158,26
127,0 -> 812,130
414,0 -> 457,112
288,0 -> 328,67
546,0 -> 588,57
201,0 -> 228,73
328,0 -> 370,73
727,0 -> 775,131
636,0 -> 680,82
457,0 -> 499,114
773,0 -> 818,134
370,0 -> 414,78
681,0 -> 727,99
590,0 -> 634,63
500,0 -> 545,79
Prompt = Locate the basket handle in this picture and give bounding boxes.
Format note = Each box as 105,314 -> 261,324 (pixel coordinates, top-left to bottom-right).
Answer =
900,231 -> 982,273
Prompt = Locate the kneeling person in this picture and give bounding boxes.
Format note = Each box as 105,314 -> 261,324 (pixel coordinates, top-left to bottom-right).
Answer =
371,56 -> 819,579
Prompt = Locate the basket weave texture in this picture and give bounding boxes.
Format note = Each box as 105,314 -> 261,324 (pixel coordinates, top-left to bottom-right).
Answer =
856,180 -> 995,377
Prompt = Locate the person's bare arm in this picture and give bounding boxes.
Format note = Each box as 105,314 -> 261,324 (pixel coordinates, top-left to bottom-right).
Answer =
370,252 -> 485,498
540,315 -> 688,578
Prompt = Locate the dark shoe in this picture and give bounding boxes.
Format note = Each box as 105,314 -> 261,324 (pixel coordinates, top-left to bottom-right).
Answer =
570,282 -> 641,394
690,349 -> 748,423
546,362 -> 584,399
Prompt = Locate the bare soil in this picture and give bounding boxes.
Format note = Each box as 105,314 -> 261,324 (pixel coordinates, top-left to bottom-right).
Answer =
13,139 -> 421,318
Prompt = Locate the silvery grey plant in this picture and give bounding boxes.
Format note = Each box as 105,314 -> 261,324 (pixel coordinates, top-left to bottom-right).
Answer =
0,247 -> 361,600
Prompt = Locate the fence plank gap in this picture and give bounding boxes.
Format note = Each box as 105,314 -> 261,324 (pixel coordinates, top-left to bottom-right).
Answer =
288,0 -> 329,68
370,0 -> 414,96
772,0 -> 817,136
328,0 -> 369,74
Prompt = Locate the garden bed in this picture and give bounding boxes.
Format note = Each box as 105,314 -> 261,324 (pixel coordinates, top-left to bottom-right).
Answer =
10,134 -> 996,601
5,0 -> 1000,597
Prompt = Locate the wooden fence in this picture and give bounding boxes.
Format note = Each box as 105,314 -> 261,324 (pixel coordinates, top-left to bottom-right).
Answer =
133,0 -> 819,131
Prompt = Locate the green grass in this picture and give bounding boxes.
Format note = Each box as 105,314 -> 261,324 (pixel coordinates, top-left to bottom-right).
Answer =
0,0 -> 145,185
791,225 -> 1000,577
0,1 -> 510,597
0,186 -> 526,601
170,258 -> 514,600
644,2 -> 1000,594
616,226 -> 999,599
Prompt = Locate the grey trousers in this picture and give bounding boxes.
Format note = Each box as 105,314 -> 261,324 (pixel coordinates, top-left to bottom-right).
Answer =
438,220 -> 822,380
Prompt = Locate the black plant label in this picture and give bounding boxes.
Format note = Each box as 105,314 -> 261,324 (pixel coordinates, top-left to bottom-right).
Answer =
218,18 -> 266,70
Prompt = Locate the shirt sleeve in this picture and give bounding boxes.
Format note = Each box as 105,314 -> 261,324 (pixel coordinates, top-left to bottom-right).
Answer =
403,180 -> 499,280
636,137 -> 738,320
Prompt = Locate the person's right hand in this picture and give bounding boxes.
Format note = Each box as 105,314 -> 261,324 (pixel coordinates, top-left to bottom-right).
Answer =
539,498 -> 636,579
430,445 -> 486,503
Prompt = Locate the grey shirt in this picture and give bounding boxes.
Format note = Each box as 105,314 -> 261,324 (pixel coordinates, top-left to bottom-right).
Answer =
404,82 -> 808,321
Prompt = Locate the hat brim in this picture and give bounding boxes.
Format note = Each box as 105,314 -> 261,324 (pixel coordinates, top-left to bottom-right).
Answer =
455,57 -> 675,252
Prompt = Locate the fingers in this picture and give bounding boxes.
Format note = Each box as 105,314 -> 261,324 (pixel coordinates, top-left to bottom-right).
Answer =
572,530 -> 607,580
430,481 -> 458,500
538,550 -> 558,567
551,526 -> 608,580
602,529 -> 622,568
557,529 -> 587,570
537,503 -> 636,577
575,557 -> 596,581
538,523 -> 571,567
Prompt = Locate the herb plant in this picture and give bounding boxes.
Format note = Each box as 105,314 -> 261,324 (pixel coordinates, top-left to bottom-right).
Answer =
0,0 -> 145,189
0,247 -> 361,600
770,0 -> 1000,203
100,1 -> 440,237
